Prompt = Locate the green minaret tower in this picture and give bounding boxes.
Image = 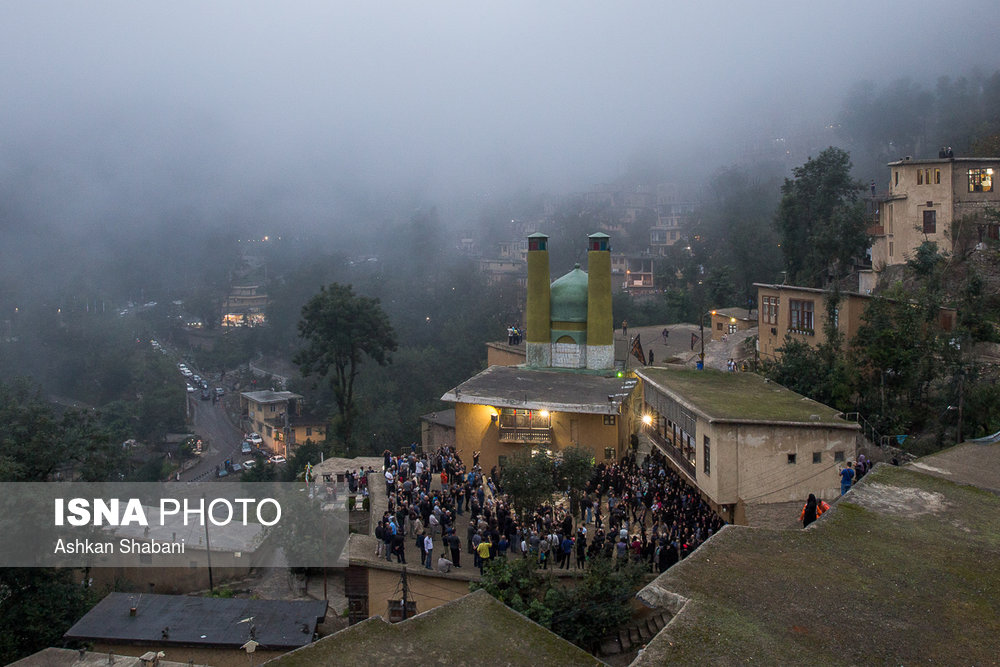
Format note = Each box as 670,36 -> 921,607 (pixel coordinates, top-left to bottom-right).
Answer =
526,233 -> 551,367
586,233 -> 613,369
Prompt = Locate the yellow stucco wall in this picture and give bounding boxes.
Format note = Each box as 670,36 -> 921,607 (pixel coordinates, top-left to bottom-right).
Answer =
486,343 -> 527,367
367,567 -> 469,616
695,420 -> 854,508
453,402 -> 623,472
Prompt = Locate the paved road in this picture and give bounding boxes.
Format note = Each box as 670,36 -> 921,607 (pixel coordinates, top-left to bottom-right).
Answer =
182,394 -> 246,482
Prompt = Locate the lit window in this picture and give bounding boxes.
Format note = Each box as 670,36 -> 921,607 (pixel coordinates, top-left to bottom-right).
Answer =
934,168 -> 941,184
969,168 -> 994,192
917,170 -> 923,185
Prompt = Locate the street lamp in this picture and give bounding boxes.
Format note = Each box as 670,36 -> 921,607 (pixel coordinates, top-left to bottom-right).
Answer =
699,310 -> 716,370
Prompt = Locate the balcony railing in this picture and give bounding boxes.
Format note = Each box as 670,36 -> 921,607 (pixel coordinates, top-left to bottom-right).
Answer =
498,427 -> 552,445
646,428 -> 696,478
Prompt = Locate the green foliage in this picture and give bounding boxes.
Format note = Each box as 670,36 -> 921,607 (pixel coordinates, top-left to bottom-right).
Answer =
553,445 -> 594,517
0,568 -> 97,664
0,379 -> 127,482
776,147 -> 870,287
500,450 -> 557,523
294,283 -> 398,451
472,555 -> 646,651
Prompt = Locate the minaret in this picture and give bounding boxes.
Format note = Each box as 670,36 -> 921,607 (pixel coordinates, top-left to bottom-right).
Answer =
586,233 -> 613,369
526,233 -> 551,367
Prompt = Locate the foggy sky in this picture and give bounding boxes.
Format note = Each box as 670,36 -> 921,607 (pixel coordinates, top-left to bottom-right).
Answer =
2,1 -> 1000,237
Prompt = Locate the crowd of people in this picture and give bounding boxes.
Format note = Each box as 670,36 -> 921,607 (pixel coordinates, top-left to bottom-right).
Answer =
372,442 -> 725,576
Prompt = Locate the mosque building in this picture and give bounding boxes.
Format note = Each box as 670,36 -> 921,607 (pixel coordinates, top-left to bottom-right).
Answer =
441,233 -> 641,472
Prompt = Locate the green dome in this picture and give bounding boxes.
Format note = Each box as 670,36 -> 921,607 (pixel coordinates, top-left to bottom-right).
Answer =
550,265 -> 589,323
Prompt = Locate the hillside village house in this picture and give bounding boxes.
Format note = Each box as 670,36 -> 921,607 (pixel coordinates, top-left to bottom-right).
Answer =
755,282 -> 957,361
240,390 -> 326,457
871,153 -> 1000,268
635,366 -> 858,525
221,284 -> 267,327
709,307 -> 757,342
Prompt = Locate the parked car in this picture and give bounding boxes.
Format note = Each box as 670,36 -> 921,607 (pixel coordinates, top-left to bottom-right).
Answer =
186,384 -> 196,393
241,441 -> 252,455
230,462 -> 243,472
269,455 -> 286,464
214,387 -> 225,396
243,459 -> 256,470
248,433 -> 263,446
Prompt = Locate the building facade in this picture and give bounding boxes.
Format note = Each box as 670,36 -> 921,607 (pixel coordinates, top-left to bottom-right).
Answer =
871,154 -> 1000,268
636,367 -> 858,524
240,390 -> 326,457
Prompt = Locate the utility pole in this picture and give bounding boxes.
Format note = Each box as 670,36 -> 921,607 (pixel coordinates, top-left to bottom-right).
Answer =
204,494 -> 214,593
957,370 -> 965,445
400,567 -> 410,621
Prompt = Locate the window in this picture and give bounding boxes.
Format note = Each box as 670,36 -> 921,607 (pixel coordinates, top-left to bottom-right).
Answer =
269,404 -> 276,413
889,241 -> 894,257
787,453 -> 797,464
604,447 -> 615,460
813,452 -> 822,464
306,427 -> 312,437
831,308 -> 840,330
834,451 -> 845,462
716,322 -> 723,330
728,324 -> 738,334
762,296 -> 779,325
894,170 -> 899,187
703,436 -> 711,476
917,169 -> 923,185
789,299 -> 814,332
969,168 -> 994,192
498,455 -> 507,468
934,168 -> 941,184
603,415 -> 616,426
923,210 -> 937,234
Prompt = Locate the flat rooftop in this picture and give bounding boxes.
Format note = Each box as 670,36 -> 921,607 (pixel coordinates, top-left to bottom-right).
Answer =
441,365 -> 637,415
65,593 -> 327,650
636,367 -> 854,426
241,390 -> 302,404
635,459 -> 1000,665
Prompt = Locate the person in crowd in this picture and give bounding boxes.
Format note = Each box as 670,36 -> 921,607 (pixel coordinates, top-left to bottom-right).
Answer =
799,493 -> 830,528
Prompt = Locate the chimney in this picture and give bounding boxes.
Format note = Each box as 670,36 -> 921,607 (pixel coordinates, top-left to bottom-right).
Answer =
525,233 -> 552,367
586,233 -> 614,370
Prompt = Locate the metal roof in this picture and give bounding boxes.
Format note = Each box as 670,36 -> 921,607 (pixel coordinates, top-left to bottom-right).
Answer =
64,593 -> 327,650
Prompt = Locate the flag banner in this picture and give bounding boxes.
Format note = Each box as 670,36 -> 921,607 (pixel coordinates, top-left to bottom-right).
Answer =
631,334 -> 646,365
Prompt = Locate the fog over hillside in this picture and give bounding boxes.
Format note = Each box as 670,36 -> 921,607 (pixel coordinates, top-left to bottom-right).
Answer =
1,1 -> 999,296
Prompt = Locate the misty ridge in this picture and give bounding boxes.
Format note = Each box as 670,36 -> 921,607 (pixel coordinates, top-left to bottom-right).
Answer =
1,3 -> 999,434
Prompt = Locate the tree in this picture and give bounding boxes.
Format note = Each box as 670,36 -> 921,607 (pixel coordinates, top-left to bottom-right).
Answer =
294,283 -> 397,451
499,450 -> 557,523
775,148 -> 870,287
472,555 -> 646,652
553,445 -> 594,518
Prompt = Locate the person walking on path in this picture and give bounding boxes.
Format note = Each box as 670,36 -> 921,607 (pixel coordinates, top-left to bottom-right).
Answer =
840,463 -> 856,496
